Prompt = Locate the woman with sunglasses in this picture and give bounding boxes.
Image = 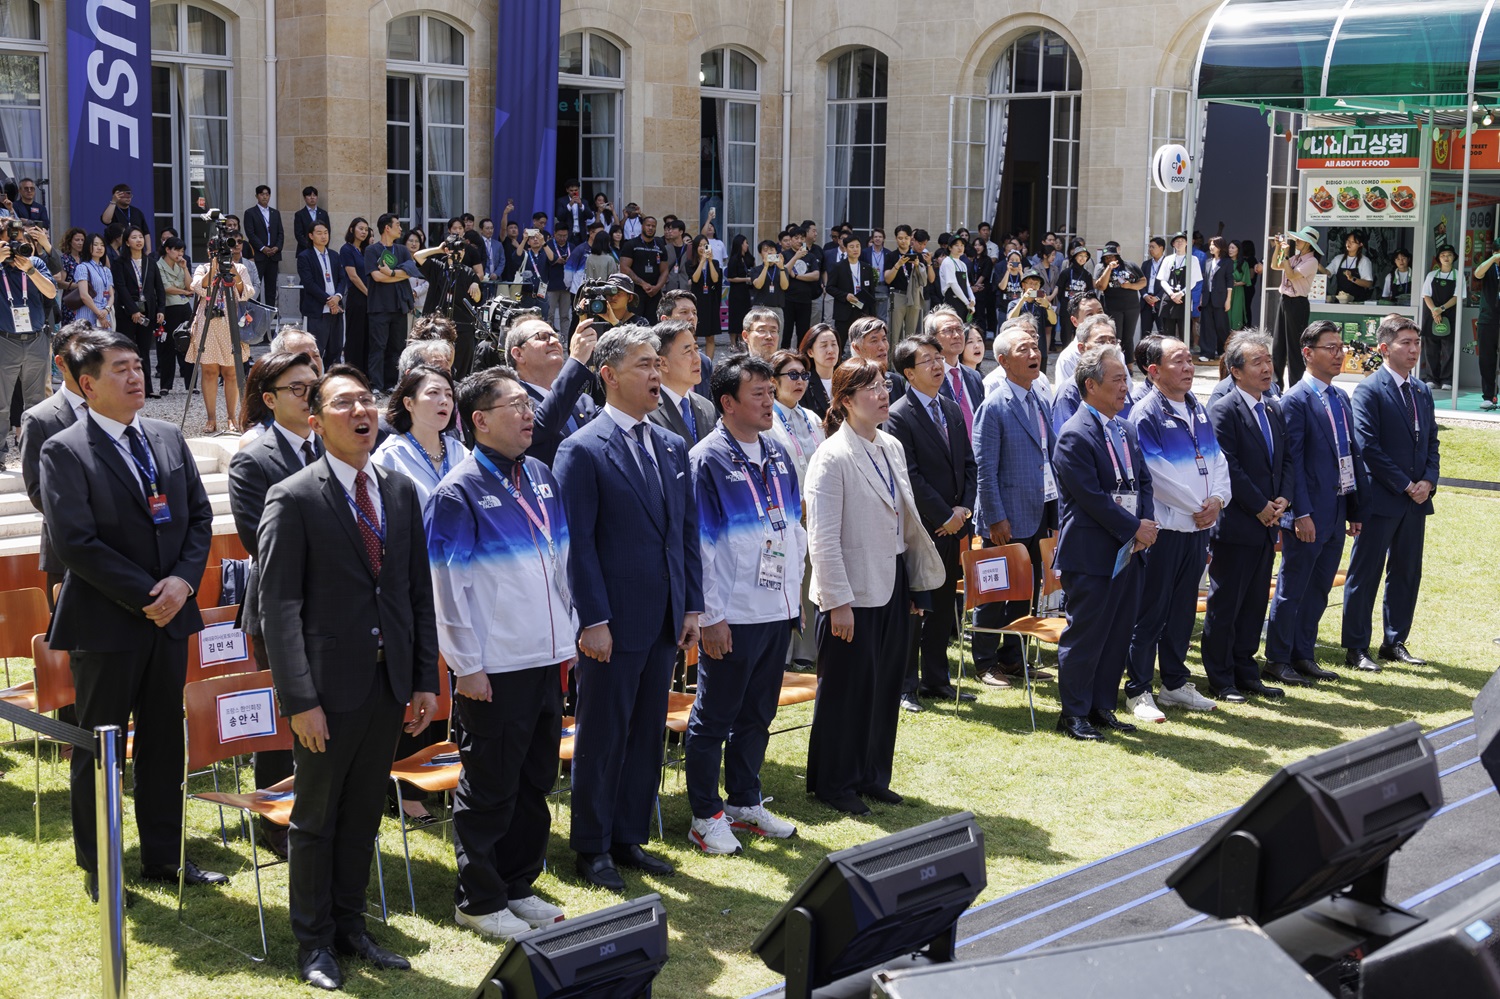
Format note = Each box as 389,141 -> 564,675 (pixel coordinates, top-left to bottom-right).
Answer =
768,349 -> 826,670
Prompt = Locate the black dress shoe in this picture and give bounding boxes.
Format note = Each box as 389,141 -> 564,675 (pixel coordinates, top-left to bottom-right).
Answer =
817,792 -> 872,815
1292,658 -> 1338,681
899,693 -> 923,713
610,843 -> 675,876
298,947 -> 343,990
1379,642 -> 1428,666
140,859 -> 229,886
575,852 -> 626,892
1344,648 -> 1382,673
1055,715 -> 1104,741
1088,709 -> 1138,734
1242,681 -> 1286,700
919,685 -> 977,702
859,786 -> 904,805
1262,662 -> 1311,687
1212,687 -> 1247,703
336,931 -> 410,970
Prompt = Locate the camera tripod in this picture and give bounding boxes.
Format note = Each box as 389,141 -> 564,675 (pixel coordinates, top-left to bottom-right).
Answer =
178,256 -> 248,434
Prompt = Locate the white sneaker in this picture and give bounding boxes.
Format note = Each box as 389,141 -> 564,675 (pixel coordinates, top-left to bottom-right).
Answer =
455,904 -> 534,939
507,895 -> 566,928
689,812 -> 744,855
724,802 -> 797,839
1158,682 -> 1217,712
1126,691 -> 1167,723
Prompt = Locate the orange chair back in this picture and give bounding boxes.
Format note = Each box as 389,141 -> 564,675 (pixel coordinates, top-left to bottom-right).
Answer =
1037,536 -> 1063,597
961,544 -> 1034,610
29,634 -> 75,715
209,533 -> 250,565
188,605 -> 255,680
184,671 -> 293,772
0,553 -> 48,594
406,657 -> 453,726
198,563 -> 224,611
0,588 -> 50,659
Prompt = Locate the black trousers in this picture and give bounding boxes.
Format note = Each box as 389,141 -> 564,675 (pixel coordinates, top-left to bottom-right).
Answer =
1479,320 -> 1499,401
1273,294 -> 1309,387
160,303 -> 194,390
1202,536 -> 1275,693
255,258 -> 279,304
366,312 -> 404,392
1125,529 -> 1207,698
452,665 -> 562,917
807,560 -> 909,800
972,530 -> 1045,675
249,636 -> 293,792
288,670 -> 404,951
1160,300 -> 1188,343
905,534 -> 962,694
1201,304 -> 1229,359
1421,332 -> 1454,386
569,614 -> 676,854
1056,562 -> 1140,718
127,320 -> 155,392
1105,300 -> 1142,358
784,300 -> 813,350
344,291 -> 369,374
69,634 -> 188,871
305,313 -> 344,367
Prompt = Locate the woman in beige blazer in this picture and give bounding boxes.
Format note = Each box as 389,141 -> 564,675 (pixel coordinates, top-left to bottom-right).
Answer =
803,358 -> 944,814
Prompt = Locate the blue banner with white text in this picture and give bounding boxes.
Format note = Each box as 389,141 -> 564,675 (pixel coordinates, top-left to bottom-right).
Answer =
491,0 -> 559,229
67,0 -> 154,232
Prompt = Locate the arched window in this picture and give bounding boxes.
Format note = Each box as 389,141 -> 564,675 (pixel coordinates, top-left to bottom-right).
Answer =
984,30 -> 1082,241
557,31 -> 623,213
387,14 -> 468,245
700,47 -> 759,246
826,48 -> 887,235
152,2 -> 233,257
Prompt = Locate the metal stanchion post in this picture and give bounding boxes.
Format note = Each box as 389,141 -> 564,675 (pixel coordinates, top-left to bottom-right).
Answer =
95,725 -> 127,999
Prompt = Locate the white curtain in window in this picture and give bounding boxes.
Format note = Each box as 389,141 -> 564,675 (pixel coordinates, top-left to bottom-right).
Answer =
827,104 -> 853,229
982,53 -> 1010,232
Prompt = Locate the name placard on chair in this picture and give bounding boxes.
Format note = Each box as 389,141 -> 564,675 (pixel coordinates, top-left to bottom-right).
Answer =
975,557 -> 1010,593
216,688 -> 276,743
199,623 -> 249,668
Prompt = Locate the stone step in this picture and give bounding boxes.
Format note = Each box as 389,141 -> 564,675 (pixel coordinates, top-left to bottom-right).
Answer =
0,493 -> 234,540
0,471 -> 230,521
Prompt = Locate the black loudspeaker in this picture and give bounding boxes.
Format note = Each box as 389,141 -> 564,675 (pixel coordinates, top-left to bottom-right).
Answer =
1361,876 -> 1500,998
1473,667 -> 1500,794
467,894 -> 667,999
869,918 -> 1328,997
752,812 -> 986,999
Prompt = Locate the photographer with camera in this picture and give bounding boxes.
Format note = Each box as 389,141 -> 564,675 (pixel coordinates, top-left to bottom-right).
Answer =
0,227 -> 57,449
885,225 -> 933,343
188,230 -> 255,434
750,240 -> 789,330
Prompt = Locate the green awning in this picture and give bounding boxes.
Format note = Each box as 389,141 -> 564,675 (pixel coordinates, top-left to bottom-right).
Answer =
1197,0 -> 1500,110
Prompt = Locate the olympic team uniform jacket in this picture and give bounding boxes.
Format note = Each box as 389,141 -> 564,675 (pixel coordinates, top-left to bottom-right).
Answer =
1128,388 -> 1231,534
425,447 -> 578,676
690,426 -> 808,629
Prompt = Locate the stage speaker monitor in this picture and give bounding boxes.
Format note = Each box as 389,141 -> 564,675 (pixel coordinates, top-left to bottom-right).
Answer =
751,811 -> 985,999
467,893 -> 667,999
870,918 -> 1328,998
1473,666 -> 1500,794
1362,876 -> 1500,999
1166,721 -> 1441,924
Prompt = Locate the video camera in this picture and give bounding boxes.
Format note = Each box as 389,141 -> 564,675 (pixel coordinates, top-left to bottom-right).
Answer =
441,232 -> 469,257
575,279 -> 613,319
201,208 -> 237,270
1,219 -> 34,260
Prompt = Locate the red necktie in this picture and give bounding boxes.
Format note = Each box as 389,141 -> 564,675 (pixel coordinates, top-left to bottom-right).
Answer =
949,367 -> 974,438
354,470 -> 383,576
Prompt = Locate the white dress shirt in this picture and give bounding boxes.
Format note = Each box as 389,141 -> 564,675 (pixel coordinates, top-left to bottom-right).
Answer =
89,410 -> 150,490
315,248 -> 337,311
326,452 -> 383,529
603,402 -> 658,476
59,385 -> 88,420
273,420 -> 318,463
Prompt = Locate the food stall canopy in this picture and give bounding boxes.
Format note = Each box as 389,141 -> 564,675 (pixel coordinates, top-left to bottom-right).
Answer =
1197,0 -> 1500,115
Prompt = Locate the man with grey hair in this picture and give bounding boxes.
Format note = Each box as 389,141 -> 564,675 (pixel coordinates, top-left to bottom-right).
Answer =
1057,306 -> 1111,385
848,316 -> 907,405
983,314 -> 1052,397
741,306 -> 782,362
269,327 -> 323,374
398,338 -> 454,376
1051,316 -> 1135,431
509,314 -> 599,465
925,306 -> 983,438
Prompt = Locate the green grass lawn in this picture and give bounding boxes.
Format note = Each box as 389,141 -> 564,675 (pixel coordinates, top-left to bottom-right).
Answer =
1,427 -> 1498,998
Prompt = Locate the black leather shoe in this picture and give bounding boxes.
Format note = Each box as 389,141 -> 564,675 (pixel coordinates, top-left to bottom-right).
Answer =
1212,687 -> 1247,703
899,693 -> 923,713
259,822 -> 289,860
1262,662 -> 1311,687
140,859 -> 229,886
575,852 -> 626,892
977,670 -> 1014,688
84,871 -> 98,904
1055,715 -> 1104,741
1379,642 -> 1427,666
919,685 -> 977,702
336,932 -> 409,970
1088,709 -> 1138,734
298,947 -> 343,990
817,792 -> 872,815
859,786 -> 904,805
1292,658 -> 1338,681
1242,681 -> 1286,700
610,843 -> 675,876
1344,648 -> 1382,673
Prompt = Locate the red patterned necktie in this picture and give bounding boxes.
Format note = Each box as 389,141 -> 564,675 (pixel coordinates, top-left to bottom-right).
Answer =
354,470 -> 383,575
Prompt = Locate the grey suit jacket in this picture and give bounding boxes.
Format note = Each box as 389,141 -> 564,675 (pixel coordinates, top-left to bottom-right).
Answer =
256,456 -> 439,717
21,390 -> 81,574
649,389 -> 717,446
228,426 -> 315,636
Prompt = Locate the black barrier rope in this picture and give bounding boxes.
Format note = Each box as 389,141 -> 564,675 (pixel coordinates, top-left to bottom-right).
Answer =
1438,477 -> 1500,493
0,697 -> 93,748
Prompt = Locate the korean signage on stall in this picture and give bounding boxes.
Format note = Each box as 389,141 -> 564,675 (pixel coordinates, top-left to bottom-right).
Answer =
1297,126 -> 1422,170
1300,174 -> 1424,226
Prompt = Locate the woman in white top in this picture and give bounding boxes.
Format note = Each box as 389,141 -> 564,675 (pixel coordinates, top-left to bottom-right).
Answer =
802,358 -> 943,814
700,219 -> 729,270
938,235 -> 976,318
372,363 -> 470,506
1325,231 -> 1374,303
769,349 -> 827,669
1381,247 -> 1414,305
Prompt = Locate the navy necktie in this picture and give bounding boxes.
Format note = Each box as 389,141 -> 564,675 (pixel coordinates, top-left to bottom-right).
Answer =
1400,381 -> 1418,433
681,396 -> 697,441
1325,387 -> 1350,456
123,426 -> 154,498
631,423 -> 665,512
1254,400 -> 1274,456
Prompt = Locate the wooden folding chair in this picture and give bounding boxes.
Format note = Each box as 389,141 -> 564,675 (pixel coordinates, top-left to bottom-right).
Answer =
770,671 -> 818,736
0,587 -> 49,740
959,543 -> 1065,731
389,663 -> 458,915
25,634 -> 77,842
188,605 -> 254,681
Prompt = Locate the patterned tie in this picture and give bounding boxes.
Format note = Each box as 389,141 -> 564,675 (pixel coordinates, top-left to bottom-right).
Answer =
1325,387 -> 1350,456
353,470 -> 383,575
1254,400 -> 1274,456
681,395 -> 697,441
949,367 -> 974,437
929,397 -> 947,436
1400,381 -> 1418,433
301,438 -> 318,466
1025,390 -> 1044,446
122,426 -> 154,498
631,423 -> 665,513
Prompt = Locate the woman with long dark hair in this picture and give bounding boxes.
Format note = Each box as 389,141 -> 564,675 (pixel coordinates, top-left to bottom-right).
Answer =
798,323 -> 840,417
340,217 -> 372,372
689,233 -> 722,358
112,226 -> 166,395
725,234 -> 755,348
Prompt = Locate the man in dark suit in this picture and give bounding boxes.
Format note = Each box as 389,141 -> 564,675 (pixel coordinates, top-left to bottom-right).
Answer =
39,331 -> 223,900
555,327 -> 703,892
226,350 -> 321,858
257,364 -> 439,989
827,234 -> 878,345
296,220 -> 347,363
1266,320 -> 1367,683
508,315 -> 598,466
293,186 -> 332,255
244,184 -> 285,303
555,180 -> 589,245
928,306 -> 985,439
22,324 -> 90,606
648,320 -> 717,445
887,335 -> 977,709
1204,331 -> 1293,701
1051,345 -> 1158,741
1342,315 -> 1439,669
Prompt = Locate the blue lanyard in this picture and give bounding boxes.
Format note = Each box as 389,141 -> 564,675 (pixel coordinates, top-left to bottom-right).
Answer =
117,429 -> 160,495
404,432 -> 451,482
720,426 -> 780,507
340,476 -> 386,543
4,268 -> 27,308
473,449 -> 555,555
865,442 -> 896,502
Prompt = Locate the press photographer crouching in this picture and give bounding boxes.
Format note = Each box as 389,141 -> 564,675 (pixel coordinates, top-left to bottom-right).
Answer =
575,271 -> 651,333
0,225 -> 59,451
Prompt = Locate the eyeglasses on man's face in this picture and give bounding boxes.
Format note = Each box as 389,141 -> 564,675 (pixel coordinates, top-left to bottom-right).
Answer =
270,381 -> 315,399
479,397 -> 536,416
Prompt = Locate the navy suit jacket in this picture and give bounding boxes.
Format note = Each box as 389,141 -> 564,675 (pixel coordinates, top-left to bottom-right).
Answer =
884,391 -> 977,532
296,247 -> 348,318
973,377 -> 1057,541
1053,407 -> 1154,577
939,364 -> 986,426
243,204 -> 285,263
1351,367 -> 1439,519
1208,388 -> 1294,547
1282,377 -> 1367,532
524,358 -> 597,467
554,412 -> 703,653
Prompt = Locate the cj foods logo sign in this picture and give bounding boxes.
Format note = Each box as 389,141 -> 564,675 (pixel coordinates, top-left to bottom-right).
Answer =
1152,144 -> 1192,194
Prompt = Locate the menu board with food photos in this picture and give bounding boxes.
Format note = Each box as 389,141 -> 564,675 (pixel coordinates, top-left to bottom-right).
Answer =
1301,174 -> 1424,227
